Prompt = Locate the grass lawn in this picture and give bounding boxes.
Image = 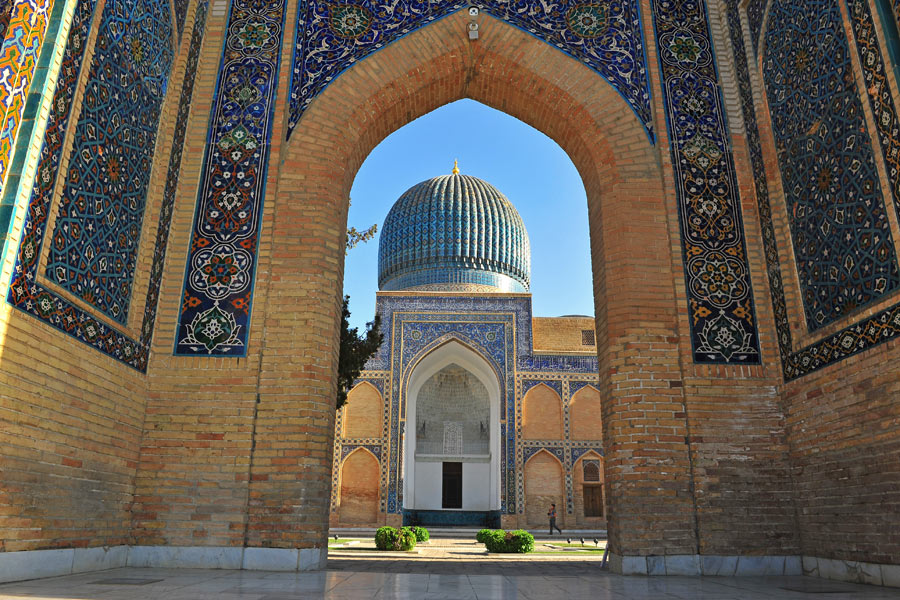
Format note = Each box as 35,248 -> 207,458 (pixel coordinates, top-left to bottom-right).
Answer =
327,538 -> 364,546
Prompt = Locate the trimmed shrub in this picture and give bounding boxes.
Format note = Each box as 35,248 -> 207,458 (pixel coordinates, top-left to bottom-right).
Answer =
482,529 -> 534,553
505,530 -> 535,553
476,528 -> 496,544
375,526 -> 397,550
375,526 -> 417,551
410,526 -> 430,542
397,527 -> 417,551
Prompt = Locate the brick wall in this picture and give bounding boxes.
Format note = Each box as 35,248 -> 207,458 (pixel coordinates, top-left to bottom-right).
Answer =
784,341 -> 900,564
532,317 -> 596,353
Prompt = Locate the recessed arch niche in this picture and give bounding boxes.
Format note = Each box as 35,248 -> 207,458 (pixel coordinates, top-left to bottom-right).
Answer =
403,340 -> 502,512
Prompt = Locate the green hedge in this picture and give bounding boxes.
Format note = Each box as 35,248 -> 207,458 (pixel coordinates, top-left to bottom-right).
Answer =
410,526 -> 430,542
479,529 -> 534,553
476,528 -> 496,544
374,526 -> 417,551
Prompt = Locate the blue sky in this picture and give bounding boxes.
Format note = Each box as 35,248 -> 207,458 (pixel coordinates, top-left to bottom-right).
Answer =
343,99 -> 593,331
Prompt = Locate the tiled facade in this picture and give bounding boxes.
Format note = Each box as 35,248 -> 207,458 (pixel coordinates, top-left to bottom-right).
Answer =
331,291 -> 602,526
0,0 -> 898,585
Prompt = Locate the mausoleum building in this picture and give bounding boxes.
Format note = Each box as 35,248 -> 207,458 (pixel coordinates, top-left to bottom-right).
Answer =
333,167 -> 605,529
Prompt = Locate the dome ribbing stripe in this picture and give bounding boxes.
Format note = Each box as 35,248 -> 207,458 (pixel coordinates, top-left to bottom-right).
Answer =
378,173 -> 530,292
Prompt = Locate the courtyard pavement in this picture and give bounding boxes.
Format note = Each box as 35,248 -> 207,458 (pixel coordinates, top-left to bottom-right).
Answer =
1,539 -> 899,599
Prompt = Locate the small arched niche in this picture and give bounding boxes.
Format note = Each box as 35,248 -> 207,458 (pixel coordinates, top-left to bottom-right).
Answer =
569,385 -> 602,441
342,382 -> 383,439
522,384 -> 563,440
338,448 -> 380,525
524,450 -> 564,527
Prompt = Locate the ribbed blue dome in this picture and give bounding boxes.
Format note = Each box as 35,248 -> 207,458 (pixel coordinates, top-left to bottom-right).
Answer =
378,173 -> 531,292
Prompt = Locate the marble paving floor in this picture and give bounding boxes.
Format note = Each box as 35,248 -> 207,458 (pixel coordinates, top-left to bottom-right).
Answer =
2,566 -> 900,599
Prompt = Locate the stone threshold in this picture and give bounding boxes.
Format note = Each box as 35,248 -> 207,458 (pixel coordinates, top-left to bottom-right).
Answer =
0,545 -> 327,584
610,553 -> 900,588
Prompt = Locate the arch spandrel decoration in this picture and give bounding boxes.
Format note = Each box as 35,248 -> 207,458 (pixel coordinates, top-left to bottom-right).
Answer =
7,0 -> 210,370
175,0 -> 764,365
288,0 -> 655,142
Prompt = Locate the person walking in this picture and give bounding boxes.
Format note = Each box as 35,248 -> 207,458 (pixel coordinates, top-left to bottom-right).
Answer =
548,503 -> 562,535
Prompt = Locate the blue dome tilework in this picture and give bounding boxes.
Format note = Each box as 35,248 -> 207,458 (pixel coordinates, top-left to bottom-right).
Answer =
377,173 -> 531,292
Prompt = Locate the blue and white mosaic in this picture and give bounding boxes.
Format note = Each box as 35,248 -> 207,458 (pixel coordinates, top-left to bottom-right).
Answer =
650,0 -> 760,364
288,0 -> 654,141
8,0 -> 209,370
175,0 -> 287,355
726,0 -> 900,379
762,0 -> 900,332
46,0 -> 174,324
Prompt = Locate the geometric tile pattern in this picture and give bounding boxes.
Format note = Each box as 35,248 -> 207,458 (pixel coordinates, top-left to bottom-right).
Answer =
762,0 -> 900,332
846,0 -> 900,225
288,0 -> 654,142
0,0 -> 55,191
725,0 -> 900,379
46,0 -> 174,324
7,0 -> 209,370
174,0 -> 287,355
650,0 -> 761,364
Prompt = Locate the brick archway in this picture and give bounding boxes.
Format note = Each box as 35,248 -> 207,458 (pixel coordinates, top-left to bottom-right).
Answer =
262,10 -> 682,560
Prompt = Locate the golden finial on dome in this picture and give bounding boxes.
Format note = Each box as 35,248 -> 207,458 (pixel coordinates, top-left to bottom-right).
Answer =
452,159 -> 460,175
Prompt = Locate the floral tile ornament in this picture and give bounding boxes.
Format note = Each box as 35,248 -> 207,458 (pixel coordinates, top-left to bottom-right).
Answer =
175,0 -> 286,355
650,0 -> 760,364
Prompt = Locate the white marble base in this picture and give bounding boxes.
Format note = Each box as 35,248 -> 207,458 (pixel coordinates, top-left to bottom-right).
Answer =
0,546 -> 128,583
610,553 -> 802,577
803,555 -> 900,588
127,546 -> 326,572
0,545 -> 327,583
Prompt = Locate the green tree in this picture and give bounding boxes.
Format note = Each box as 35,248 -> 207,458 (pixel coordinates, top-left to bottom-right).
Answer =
338,208 -> 382,410
337,296 -> 383,410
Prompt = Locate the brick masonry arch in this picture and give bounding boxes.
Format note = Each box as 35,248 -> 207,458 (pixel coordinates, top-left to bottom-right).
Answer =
270,9 -> 685,562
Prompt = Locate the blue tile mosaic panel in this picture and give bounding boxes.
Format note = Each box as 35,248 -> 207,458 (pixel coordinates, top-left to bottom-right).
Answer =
44,0 -> 174,324
762,0 -> 899,332
745,0 -> 767,56
288,0 -> 653,142
173,0 -> 189,38
846,0 -> 900,224
726,0 -> 900,379
650,0 -> 760,364
174,0 -> 287,355
8,0 -> 209,370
